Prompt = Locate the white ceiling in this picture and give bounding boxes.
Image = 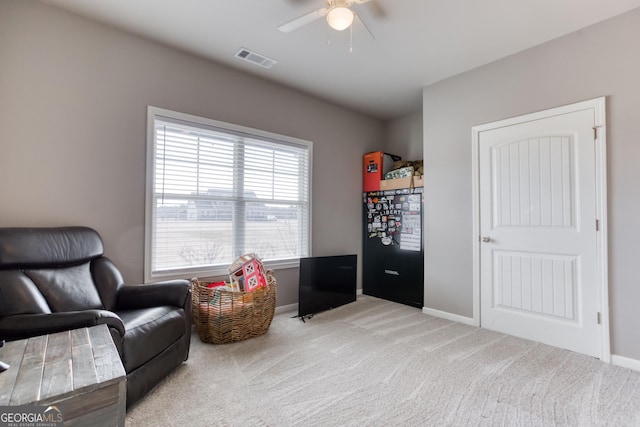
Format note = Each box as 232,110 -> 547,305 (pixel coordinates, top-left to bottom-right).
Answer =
40,0 -> 640,120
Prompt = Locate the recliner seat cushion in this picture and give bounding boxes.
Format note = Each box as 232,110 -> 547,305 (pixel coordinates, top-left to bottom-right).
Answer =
117,306 -> 186,372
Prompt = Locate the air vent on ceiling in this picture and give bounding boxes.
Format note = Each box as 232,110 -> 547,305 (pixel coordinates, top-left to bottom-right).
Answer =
235,48 -> 277,69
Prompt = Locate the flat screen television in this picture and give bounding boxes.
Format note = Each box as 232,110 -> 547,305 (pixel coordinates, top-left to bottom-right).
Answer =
298,254 -> 357,318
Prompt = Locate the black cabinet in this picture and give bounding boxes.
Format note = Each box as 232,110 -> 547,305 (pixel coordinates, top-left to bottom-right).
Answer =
362,188 -> 424,308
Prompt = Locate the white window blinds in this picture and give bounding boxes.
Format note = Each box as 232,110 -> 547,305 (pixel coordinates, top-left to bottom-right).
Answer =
145,107 -> 311,280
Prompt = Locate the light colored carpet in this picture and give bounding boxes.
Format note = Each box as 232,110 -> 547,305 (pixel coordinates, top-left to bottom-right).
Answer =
126,296 -> 640,426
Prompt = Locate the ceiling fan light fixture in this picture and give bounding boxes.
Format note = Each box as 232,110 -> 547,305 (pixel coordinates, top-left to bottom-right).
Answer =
327,7 -> 354,31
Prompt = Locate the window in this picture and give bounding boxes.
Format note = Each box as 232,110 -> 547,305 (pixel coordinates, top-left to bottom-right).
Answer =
145,107 -> 312,281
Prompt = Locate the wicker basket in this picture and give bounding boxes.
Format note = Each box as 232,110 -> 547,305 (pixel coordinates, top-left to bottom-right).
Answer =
191,271 -> 276,344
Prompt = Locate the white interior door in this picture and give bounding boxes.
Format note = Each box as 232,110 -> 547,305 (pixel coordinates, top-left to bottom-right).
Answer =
475,100 -> 607,359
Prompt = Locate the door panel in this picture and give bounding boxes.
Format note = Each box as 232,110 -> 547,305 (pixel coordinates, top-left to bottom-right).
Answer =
493,251 -> 577,321
493,136 -> 575,228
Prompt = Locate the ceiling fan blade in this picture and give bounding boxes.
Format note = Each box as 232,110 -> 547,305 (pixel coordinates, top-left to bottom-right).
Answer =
352,0 -> 385,18
354,12 -> 375,39
368,0 -> 385,18
278,8 -> 328,33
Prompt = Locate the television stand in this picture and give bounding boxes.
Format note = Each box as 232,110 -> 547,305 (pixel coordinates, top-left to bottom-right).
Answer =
291,314 -> 314,322
300,314 -> 314,323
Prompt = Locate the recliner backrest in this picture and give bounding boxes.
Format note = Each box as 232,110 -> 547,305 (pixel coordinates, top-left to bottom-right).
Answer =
0,227 -> 109,316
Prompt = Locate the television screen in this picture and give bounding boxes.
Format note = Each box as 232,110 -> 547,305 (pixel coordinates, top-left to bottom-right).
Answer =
298,254 -> 357,318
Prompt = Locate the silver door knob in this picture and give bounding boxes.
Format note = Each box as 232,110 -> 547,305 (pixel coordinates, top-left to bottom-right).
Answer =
481,236 -> 491,243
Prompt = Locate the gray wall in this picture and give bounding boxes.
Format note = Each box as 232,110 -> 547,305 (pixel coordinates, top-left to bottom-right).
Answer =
384,111 -> 423,160
0,0 -> 384,307
423,8 -> 640,359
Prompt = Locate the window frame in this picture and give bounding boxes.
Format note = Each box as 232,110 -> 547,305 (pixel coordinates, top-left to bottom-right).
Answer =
144,106 -> 313,282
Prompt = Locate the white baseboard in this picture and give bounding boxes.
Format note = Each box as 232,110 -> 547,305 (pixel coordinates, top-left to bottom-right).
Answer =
611,354 -> 640,372
422,306 -> 478,327
275,303 -> 297,314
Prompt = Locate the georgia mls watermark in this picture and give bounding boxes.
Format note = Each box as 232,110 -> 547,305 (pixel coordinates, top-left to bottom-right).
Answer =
0,405 -> 63,427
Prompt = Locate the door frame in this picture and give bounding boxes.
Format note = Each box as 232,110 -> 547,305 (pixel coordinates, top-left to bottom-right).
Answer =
471,97 -> 610,362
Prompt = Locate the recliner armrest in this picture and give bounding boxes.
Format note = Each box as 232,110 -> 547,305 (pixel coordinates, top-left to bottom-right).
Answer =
116,280 -> 191,311
0,310 -> 125,341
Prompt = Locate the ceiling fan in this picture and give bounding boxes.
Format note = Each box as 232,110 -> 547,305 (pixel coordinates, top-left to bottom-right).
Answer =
278,0 -> 382,38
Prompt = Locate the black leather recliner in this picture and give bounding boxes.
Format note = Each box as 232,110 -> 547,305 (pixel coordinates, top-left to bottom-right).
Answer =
0,226 -> 192,407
